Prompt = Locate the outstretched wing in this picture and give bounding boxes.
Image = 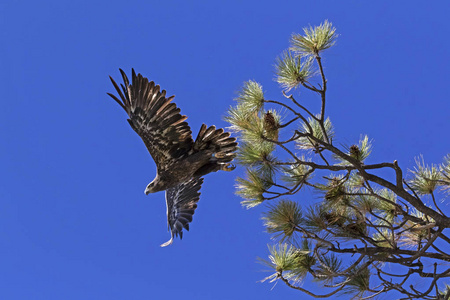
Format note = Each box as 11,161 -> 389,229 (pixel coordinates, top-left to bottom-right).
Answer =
161,177 -> 204,247
107,69 -> 194,170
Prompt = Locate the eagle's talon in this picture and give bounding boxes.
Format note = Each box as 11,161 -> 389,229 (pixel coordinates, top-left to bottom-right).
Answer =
221,163 -> 236,171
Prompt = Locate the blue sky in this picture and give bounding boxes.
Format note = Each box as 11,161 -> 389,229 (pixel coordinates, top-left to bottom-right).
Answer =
1,1 -> 449,299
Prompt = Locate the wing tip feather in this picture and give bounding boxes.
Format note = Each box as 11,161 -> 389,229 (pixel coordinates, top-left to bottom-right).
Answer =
160,237 -> 174,247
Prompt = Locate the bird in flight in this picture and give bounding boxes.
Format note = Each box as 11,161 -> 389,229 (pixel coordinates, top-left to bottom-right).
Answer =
107,69 -> 238,247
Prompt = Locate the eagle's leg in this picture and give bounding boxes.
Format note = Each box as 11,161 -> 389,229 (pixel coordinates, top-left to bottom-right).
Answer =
220,163 -> 235,171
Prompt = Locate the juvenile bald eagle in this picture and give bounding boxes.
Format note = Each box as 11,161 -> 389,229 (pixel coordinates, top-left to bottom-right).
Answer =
107,69 -> 237,247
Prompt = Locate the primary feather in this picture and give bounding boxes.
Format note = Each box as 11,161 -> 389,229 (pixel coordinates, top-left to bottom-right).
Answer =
162,177 -> 203,247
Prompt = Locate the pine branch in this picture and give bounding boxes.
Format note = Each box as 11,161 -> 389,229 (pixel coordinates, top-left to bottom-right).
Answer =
225,20 -> 449,299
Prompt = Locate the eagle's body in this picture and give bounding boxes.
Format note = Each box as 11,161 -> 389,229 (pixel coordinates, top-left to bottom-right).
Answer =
147,148 -> 223,193
107,69 -> 237,246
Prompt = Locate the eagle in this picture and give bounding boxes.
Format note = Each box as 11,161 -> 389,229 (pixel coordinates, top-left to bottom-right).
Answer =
107,69 -> 237,247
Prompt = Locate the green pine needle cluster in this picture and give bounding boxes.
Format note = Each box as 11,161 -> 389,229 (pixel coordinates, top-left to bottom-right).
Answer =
321,176 -> 350,207
282,158 -> 313,187
306,204 -> 348,235
440,154 -> 450,194
442,154 -> 450,175
236,80 -> 264,113
275,20 -> 337,92
262,200 -> 304,241
275,51 -> 314,92
296,115 -> 334,150
225,105 -> 252,131
259,243 -> 315,283
237,142 -> 279,195
304,177 -> 384,239
226,106 -> 265,141
290,20 -> 338,56
236,169 -> 273,208
338,220 -> 368,239
226,92 -> 282,147
237,142 -> 276,168
260,243 -> 301,274
348,182 -> 399,226
373,189 -> 398,224
347,172 -> 366,188
315,254 -> 342,282
400,208 -> 436,247
372,229 -> 396,248
409,156 -> 442,194
225,80 -> 265,139
237,172 -> 274,208
344,265 -> 370,296
353,194 -> 378,214
439,284 -> 450,298
305,204 -> 335,232
338,135 -> 372,164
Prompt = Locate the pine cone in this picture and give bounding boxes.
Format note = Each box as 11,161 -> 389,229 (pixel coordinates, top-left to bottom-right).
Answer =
264,111 -> 279,141
350,144 -> 361,160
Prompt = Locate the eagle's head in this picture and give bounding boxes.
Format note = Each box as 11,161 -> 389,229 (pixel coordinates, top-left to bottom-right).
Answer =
144,182 -> 156,195
144,177 -> 164,195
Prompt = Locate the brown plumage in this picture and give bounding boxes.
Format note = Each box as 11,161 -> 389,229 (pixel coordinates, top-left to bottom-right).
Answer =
108,69 -> 238,246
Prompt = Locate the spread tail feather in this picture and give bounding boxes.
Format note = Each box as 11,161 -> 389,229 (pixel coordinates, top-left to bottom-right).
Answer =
161,235 -> 174,247
194,124 -> 238,163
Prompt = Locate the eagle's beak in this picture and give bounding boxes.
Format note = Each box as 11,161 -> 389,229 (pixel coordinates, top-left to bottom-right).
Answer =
144,188 -> 150,195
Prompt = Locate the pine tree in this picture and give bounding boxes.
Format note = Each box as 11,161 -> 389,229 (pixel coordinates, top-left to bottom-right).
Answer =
226,21 -> 450,299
